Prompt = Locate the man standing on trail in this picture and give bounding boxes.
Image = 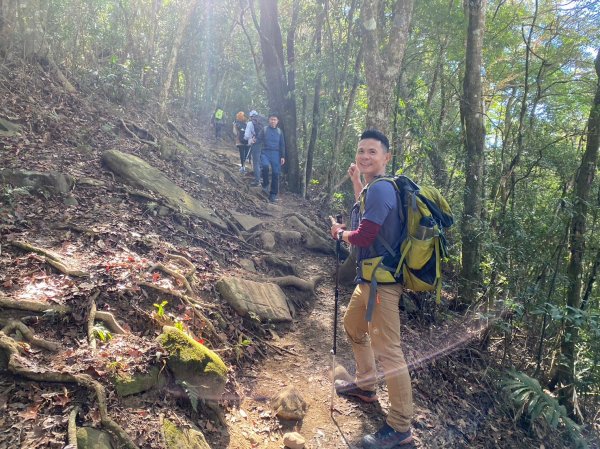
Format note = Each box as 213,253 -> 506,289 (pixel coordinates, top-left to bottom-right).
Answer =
329,129 -> 413,448
260,113 -> 285,203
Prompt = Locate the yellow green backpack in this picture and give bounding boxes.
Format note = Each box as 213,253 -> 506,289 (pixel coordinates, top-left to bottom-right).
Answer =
359,175 -> 453,306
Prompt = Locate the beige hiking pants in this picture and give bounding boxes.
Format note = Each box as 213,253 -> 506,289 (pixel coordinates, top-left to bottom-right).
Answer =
343,282 -> 413,432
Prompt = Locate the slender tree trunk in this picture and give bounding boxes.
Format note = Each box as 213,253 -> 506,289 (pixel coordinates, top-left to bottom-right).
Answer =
360,0 -> 414,136
257,0 -> 300,193
158,0 -> 199,121
556,48 -> 600,419
305,4 -> 325,198
459,0 -> 487,305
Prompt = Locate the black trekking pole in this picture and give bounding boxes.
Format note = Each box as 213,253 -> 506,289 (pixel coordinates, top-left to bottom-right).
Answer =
330,213 -> 343,411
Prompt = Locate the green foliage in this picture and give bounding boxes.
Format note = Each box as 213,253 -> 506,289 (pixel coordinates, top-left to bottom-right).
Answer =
153,300 -> 168,318
502,369 -> 587,448
92,324 -> 113,342
178,380 -> 199,412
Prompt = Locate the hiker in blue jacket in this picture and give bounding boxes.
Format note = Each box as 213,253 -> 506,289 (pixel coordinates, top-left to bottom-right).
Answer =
329,129 -> 413,449
260,113 -> 285,203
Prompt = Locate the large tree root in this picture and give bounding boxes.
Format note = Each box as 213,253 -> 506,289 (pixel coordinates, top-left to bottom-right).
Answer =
0,296 -> 126,335
0,332 -> 139,449
148,263 -> 193,294
2,320 -> 60,351
255,275 -> 323,293
8,240 -> 88,277
68,406 -> 79,448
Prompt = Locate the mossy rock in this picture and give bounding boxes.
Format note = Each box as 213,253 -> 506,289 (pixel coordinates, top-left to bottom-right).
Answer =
76,427 -> 114,449
159,137 -> 190,161
157,326 -> 228,400
114,365 -> 166,397
162,418 -> 211,449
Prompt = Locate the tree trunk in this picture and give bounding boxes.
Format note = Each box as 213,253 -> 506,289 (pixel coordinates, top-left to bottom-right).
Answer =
458,0 -> 487,305
257,0 -> 301,193
158,0 -> 199,121
305,4 -> 325,198
360,0 -> 414,136
556,47 -> 600,419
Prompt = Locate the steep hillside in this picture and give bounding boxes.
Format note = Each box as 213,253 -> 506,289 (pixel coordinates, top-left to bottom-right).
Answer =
0,62 -> 586,449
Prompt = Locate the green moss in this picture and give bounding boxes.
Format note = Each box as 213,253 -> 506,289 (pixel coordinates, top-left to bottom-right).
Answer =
162,418 -> 210,449
157,327 -> 227,395
114,365 -> 165,397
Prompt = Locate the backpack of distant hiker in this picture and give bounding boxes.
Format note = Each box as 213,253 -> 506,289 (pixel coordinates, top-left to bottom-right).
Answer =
359,175 -> 454,303
251,114 -> 268,143
234,120 -> 248,145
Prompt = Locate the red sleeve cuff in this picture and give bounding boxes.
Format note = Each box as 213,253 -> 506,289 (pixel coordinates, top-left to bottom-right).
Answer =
347,219 -> 381,247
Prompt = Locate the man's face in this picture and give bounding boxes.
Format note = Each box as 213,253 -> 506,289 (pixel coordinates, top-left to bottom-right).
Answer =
269,116 -> 278,127
355,138 -> 390,178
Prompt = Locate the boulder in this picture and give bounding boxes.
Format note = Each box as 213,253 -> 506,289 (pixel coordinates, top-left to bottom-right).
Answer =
259,231 -> 276,251
0,169 -> 74,194
162,418 -> 211,449
285,215 -> 333,254
76,427 -> 114,449
101,150 -> 226,229
283,432 -> 306,449
157,326 -> 228,401
114,365 -> 165,397
230,212 -> 263,232
216,276 -> 294,323
271,386 -> 308,421
159,137 -> 190,161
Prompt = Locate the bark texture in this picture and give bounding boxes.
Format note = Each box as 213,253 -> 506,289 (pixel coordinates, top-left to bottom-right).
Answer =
360,0 -> 414,136
459,0 -> 487,305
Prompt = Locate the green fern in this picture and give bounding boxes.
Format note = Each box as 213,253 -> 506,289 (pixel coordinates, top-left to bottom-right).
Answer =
502,369 -> 587,448
178,380 -> 199,412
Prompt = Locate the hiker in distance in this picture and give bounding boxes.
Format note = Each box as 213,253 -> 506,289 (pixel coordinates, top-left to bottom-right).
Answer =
260,113 -> 285,203
244,110 -> 263,187
210,105 -> 224,140
233,111 -> 249,174
329,129 -> 413,448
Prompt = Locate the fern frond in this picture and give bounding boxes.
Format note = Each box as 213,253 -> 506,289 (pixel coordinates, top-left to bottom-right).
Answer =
502,369 -> 587,449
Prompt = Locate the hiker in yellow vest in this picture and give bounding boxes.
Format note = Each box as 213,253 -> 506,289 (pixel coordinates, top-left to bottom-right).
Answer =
329,129 -> 413,448
211,106 -> 224,140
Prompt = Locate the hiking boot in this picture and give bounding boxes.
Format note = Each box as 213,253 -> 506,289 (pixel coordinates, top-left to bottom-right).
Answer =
239,166 -> 246,174
250,181 -> 260,187
334,380 -> 378,403
269,194 -> 278,203
362,423 -> 412,449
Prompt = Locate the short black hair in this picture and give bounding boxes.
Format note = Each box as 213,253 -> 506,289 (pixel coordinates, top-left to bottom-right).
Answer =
360,129 -> 390,152
268,113 -> 278,119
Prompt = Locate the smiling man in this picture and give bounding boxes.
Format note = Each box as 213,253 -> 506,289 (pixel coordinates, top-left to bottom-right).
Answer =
330,129 -> 413,448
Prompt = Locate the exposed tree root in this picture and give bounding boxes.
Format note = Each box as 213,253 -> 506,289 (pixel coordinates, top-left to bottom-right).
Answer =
87,299 -> 97,353
165,253 -> 196,278
0,333 -> 139,449
261,275 -> 323,293
95,311 -> 127,335
8,240 -> 88,277
68,406 -> 79,448
0,296 -> 126,335
0,296 -> 70,314
148,262 -> 193,294
119,119 -> 157,147
1,320 -> 60,351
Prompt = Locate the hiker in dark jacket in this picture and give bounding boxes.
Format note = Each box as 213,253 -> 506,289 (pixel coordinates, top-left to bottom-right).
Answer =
329,129 -> 413,449
233,111 -> 249,174
260,113 -> 285,203
244,110 -> 263,187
